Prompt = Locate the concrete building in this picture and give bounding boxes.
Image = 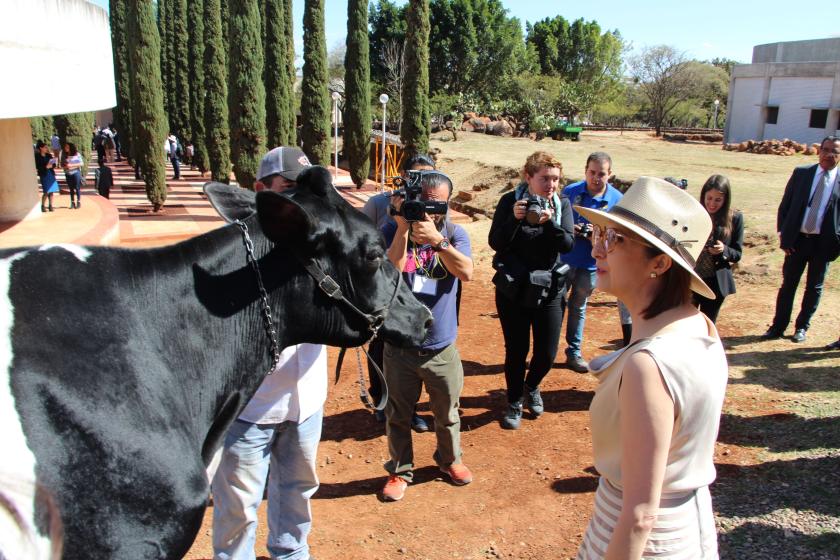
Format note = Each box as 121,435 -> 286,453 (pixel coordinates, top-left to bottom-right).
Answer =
725,38 -> 840,145
0,0 -> 115,222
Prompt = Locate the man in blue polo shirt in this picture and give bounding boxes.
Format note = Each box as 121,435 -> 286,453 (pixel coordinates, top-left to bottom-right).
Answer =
561,152 -> 626,372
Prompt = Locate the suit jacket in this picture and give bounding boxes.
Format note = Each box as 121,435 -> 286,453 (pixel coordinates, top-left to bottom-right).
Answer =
777,164 -> 840,261
706,211 -> 744,297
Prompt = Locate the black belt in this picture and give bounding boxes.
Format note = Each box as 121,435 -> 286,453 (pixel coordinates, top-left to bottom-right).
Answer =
800,232 -> 820,239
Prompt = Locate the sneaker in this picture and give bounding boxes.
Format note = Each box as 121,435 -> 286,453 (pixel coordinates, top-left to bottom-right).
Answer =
792,328 -> 807,343
566,355 -> 589,373
411,413 -> 430,433
381,475 -> 407,501
439,463 -> 473,486
501,400 -> 523,430
525,385 -> 544,416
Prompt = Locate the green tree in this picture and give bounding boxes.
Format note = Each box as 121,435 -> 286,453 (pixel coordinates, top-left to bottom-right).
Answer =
401,0 -> 431,158
171,0 -> 191,140
158,0 -> 170,123
204,0 -> 232,182
344,0 -> 371,187
55,112 -> 94,177
284,0 -> 296,134
29,116 -> 54,145
111,0 -> 134,164
188,0 -> 208,172
629,45 -> 693,136
228,0 -> 266,190
368,0 -> 407,85
300,0 -> 331,165
128,0 -> 168,210
265,0 -> 296,147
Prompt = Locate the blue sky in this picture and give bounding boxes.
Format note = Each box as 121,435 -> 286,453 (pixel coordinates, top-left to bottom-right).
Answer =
90,0 -> 828,64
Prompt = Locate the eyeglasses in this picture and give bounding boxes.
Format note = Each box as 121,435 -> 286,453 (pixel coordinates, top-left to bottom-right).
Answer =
592,225 -> 654,253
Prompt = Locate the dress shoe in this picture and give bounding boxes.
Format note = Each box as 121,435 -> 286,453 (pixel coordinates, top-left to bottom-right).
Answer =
41,206 -> 46,212
760,328 -> 783,340
824,339 -> 840,350
411,413 -> 429,433
566,355 -> 589,373
791,329 -> 807,343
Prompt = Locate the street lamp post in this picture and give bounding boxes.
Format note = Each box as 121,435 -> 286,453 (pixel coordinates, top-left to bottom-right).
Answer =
379,93 -> 389,191
331,91 -> 340,181
713,99 -> 720,130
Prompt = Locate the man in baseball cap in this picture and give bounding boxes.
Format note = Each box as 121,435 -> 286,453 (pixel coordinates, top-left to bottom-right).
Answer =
255,146 -> 313,192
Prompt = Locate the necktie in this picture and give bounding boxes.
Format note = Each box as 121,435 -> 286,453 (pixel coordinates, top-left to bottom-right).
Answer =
803,171 -> 831,233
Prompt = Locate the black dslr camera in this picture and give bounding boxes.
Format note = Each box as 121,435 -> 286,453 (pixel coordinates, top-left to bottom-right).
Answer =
525,194 -> 548,225
388,170 -> 449,222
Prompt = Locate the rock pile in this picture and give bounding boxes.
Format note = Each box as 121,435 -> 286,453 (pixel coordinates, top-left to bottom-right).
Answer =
723,139 -> 821,156
460,112 -> 516,137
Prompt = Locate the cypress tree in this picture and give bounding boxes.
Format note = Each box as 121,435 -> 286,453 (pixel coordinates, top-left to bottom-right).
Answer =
265,0 -> 295,147
220,0 -> 229,52
54,112 -> 94,177
111,0 -> 134,165
128,0 -> 168,210
204,0 -> 232,183
401,0 -> 431,158
29,116 -> 53,145
171,0 -> 191,141
228,0 -> 266,190
300,0 -> 331,165
344,0 -> 371,187
188,0 -> 208,173
284,0 -> 297,134
158,0 -> 169,123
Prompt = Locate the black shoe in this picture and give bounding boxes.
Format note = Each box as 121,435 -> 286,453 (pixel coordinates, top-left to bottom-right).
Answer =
70,201 -> 75,209
41,206 -> 46,212
501,400 -> 523,430
525,385 -> 544,416
824,340 -> 840,350
761,328 -> 783,340
792,328 -> 806,343
411,413 -> 429,433
76,200 -> 81,209
566,355 -> 589,373
49,206 -> 54,212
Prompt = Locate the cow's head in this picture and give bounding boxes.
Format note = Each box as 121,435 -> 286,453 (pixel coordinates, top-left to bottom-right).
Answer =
205,167 -> 431,349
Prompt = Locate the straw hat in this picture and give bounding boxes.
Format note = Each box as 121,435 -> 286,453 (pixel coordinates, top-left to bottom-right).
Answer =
574,176 -> 715,299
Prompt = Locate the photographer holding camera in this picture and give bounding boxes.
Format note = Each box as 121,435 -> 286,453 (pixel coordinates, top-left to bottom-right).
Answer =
561,152 -> 627,373
489,151 -> 574,430
379,170 -> 474,502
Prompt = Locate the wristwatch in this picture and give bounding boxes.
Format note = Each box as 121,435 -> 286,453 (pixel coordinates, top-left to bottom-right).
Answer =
433,239 -> 450,252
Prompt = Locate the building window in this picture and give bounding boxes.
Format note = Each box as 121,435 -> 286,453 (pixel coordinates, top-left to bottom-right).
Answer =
766,106 -> 779,125
809,109 -> 828,129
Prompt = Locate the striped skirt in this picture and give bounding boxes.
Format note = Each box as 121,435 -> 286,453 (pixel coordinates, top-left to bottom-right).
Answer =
577,478 -> 718,559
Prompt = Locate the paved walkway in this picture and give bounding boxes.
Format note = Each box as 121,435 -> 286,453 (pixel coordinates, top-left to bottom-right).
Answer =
0,156 -> 468,249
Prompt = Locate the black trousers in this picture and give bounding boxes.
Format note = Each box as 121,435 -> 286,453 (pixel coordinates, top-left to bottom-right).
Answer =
694,278 -> 726,323
771,235 -> 831,332
495,288 -> 565,404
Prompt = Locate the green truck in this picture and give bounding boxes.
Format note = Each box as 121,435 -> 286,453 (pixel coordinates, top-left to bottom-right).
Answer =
549,121 -> 582,141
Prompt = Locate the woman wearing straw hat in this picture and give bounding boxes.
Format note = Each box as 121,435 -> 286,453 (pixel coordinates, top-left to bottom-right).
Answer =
575,177 -> 728,559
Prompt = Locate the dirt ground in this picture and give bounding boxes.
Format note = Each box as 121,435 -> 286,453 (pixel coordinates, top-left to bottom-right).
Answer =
185,133 -> 840,559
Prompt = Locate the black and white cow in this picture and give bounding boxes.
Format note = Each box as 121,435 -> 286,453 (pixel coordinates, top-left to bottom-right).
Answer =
1,166 -> 431,559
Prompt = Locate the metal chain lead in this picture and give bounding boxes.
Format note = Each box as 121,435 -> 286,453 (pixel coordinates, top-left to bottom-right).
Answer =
235,221 -> 281,375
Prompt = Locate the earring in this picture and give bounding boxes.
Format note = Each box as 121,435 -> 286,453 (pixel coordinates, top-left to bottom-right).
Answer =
649,272 -> 658,278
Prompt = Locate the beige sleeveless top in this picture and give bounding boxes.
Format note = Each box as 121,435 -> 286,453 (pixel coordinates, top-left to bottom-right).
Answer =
588,316 -> 728,493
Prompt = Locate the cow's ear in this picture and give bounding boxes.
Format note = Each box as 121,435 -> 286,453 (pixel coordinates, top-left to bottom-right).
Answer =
294,166 -> 334,197
204,182 -> 256,222
256,190 -> 315,244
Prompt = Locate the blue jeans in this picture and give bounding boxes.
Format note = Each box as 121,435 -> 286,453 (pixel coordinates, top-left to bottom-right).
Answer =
211,409 -> 323,560
564,266 -> 596,359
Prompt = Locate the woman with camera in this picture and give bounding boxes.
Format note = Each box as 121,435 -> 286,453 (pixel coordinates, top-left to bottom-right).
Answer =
693,174 -> 743,323
576,177 -> 727,558
489,151 -> 574,430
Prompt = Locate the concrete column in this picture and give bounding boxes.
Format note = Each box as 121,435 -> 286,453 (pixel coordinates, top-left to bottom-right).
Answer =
0,118 -> 40,222
757,72 -> 772,141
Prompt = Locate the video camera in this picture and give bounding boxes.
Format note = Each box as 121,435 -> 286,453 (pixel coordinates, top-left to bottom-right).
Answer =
387,170 -> 449,222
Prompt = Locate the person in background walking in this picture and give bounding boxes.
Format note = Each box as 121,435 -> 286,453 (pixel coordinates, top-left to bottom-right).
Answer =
95,160 -> 113,199
693,175 -> 744,323
763,136 -> 840,343
34,141 -> 59,212
62,142 -> 83,209
489,151 -> 574,429
166,132 -> 181,180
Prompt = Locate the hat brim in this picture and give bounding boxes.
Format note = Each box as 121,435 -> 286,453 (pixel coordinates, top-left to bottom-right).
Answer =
575,205 -> 716,300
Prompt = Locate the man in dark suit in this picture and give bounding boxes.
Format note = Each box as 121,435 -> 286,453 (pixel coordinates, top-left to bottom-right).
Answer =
763,136 -> 840,342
